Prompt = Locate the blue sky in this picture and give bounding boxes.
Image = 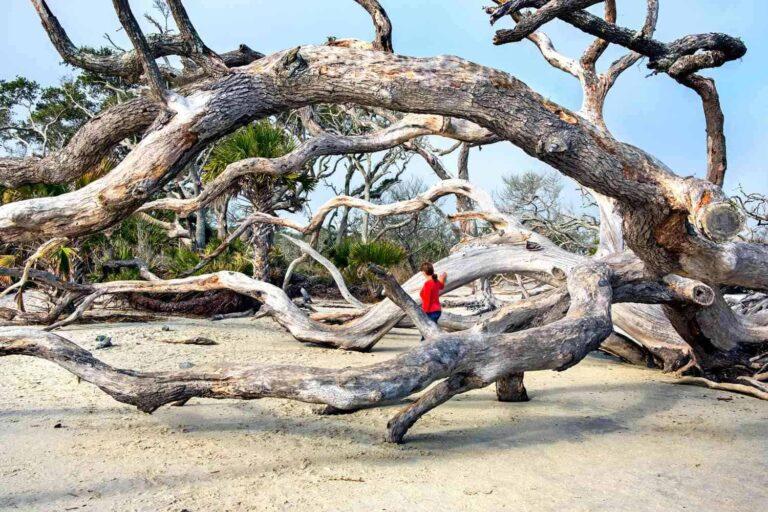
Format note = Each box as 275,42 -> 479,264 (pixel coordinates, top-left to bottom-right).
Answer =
2,0 -> 766,211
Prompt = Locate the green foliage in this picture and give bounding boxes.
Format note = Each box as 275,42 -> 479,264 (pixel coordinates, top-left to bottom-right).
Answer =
165,245 -> 202,276
52,245 -> 79,280
204,120 -> 296,182
327,238 -> 354,269
326,239 -> 405,270
104,268 -> 141,282
0,255 -> 15,267
349,241 -> 406,267
203,120 -> 317,206
166,239 -> 253,277
0,183 -> 68,204
322,239 -> 406,299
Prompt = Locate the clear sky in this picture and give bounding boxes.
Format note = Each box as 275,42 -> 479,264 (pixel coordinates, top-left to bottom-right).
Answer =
1,0 -> 766,211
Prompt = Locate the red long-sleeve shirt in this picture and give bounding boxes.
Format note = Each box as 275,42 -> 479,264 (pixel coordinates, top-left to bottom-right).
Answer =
420,278 -> 444,313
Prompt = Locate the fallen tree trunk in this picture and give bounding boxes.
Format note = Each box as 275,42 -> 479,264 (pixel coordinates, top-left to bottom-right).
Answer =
1,0 -> 764,400
1,257 -> 718,442
0,261 -> 653,443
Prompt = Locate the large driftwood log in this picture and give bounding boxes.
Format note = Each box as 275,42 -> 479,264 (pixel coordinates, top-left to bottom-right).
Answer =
1,261 -> 711,442
1,0 -> 765,397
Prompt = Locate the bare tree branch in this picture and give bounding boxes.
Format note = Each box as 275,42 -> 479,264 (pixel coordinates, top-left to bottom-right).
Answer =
111,0 -> 168,99
353,0 -> 394,52
166,0 -> 227,73
30,0 -> 261,83
489,0 -> 746,79
282,235 -> 366,309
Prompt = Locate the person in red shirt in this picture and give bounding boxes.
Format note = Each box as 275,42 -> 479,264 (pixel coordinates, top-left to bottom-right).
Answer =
419,262 -> 447,338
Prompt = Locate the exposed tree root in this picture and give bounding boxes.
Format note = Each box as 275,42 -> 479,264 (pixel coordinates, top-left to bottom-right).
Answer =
126,290 -> 258,317
674,376 -> 768,401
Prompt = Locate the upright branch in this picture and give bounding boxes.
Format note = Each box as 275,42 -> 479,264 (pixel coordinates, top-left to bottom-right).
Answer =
353,0 -> 394,52
166,0 -> 227,73
112,0 -> 167,100
677,74 -> 726,186
30,0 -> 261,85
487,0 -> 737,185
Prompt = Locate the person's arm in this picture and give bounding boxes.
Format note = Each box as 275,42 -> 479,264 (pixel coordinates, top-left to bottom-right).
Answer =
438,272 -> 447,288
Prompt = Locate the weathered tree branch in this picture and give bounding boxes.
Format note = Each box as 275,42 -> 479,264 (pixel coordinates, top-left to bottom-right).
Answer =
111,0 -> 168,100
677,74 -> 727,186
0,46 -> 746,290
139,114 -> 494,216
0,262 -> 613,443
166,0 -> 227,73
5,260 -> 724,440
353,0 -> 394,52
282,235 -> 366,309
489,0 -> 746,79
0,97 -> 161,188
30,0 -> 262,83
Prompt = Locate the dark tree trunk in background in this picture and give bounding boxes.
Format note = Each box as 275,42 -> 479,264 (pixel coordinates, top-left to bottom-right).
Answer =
246,184 -> 276,280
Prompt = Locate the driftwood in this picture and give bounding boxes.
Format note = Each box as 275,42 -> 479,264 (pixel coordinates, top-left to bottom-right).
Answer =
0,258 -> 714,442
0,0 -> 767,445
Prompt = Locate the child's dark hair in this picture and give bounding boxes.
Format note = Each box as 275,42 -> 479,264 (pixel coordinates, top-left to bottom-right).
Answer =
420,262 -> 438,281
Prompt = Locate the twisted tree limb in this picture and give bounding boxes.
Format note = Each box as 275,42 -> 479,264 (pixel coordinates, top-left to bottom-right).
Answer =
488,0 -> 746,78
282,235 -> 366,309
180,178 -> 518,277
2,259 -> 725,441
0,262 -> 617,442
30,0 -> 262,83
0,45 -> 747,285
0,97 -> 161,188
0,237 -> 68,312
139,115 -> 495,216
1,3 -> 763,394
353,0 -> 394,52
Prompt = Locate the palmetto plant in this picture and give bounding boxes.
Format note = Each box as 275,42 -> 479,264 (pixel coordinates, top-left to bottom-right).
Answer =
204,120 -> 297,182
0,183 -> 67,204
326,239 -> 406,299
349,241 -> 406,268
203,119 -> 314,279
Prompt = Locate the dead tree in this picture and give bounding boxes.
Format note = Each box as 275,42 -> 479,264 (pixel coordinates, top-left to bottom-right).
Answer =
1,0 -> 767,441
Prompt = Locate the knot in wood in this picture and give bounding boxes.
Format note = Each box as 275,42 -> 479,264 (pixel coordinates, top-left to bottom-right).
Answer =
279,47 -> 308,79
536,131 -> 573,156
130,179 -> 154,199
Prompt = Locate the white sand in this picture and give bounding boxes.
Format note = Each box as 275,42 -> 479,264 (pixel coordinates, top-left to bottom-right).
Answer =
1,317 -> 766,511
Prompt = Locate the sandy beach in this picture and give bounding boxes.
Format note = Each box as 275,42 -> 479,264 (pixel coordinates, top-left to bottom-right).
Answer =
1,317 -> 766,511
